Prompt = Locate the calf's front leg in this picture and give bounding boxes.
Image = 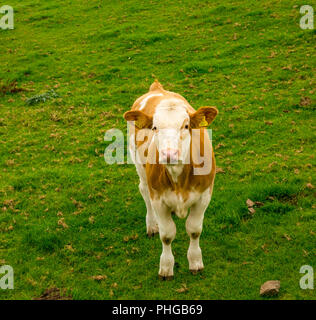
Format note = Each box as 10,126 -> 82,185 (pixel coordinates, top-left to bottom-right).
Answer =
152,201 -> 176,280
139,181 -> 158,237
186,192 -> 211,274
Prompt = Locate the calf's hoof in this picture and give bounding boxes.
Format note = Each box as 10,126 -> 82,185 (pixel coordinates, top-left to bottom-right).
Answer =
158,275 -> 174,281
147,225 -> 159,238
147,230 -> 159,238
190,267 -> 204,275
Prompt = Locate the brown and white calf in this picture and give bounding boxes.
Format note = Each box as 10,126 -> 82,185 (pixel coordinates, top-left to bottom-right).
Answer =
123,80 -> 218,279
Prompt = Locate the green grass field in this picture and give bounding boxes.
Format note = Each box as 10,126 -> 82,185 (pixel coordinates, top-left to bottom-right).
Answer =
0,0 -> 315,300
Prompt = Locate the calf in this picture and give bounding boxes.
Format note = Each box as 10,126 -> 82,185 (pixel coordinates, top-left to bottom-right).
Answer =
123,80 -> 218,279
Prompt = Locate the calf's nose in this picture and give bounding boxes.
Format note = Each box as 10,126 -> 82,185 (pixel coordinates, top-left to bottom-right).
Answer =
161,148 -> 179,163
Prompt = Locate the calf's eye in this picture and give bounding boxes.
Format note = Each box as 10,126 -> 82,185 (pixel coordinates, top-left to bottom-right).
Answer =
185,125 -> 189,129
152,126 -> 157,131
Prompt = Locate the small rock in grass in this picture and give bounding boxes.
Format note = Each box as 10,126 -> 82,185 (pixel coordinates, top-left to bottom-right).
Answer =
300,97 -> 312,106
91,275 -> 107,281
260,280 -> 280,297
246,199 -> 255,208
248,207 -> 256,215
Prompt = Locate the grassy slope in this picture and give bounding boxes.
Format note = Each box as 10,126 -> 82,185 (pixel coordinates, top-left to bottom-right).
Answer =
0,0 -> 315,299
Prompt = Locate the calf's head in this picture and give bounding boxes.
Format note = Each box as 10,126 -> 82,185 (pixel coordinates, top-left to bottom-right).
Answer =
124,99 -> 218,165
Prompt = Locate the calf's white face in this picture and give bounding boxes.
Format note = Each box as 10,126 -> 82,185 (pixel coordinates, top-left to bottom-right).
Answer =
123,97 -> 218,166
152,99 -> 191,164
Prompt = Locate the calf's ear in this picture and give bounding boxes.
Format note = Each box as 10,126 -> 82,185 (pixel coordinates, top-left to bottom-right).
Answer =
123,110 -> 153,129
190,106 -> 218,128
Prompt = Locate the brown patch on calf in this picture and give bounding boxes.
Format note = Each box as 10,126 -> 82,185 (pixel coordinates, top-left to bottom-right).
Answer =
162,237 -> 172,245
190,232 -> 200,239
123,110 -> 153,129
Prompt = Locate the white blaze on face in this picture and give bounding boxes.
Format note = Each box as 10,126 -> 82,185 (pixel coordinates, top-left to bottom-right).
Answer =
153,99 -> 191,164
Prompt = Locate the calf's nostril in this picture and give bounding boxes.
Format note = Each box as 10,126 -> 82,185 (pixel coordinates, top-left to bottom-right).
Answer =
161,149 -> 179,162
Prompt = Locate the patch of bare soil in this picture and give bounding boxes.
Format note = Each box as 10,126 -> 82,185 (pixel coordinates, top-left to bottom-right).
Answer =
34,287 -> 72,300
0,81 -> 26,95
